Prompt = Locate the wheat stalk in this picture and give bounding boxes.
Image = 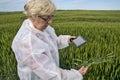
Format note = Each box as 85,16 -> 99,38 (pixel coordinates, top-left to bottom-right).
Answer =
73,52 -> 119,69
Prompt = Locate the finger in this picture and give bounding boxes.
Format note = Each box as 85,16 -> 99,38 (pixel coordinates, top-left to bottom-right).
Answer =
70,36 -> 76,38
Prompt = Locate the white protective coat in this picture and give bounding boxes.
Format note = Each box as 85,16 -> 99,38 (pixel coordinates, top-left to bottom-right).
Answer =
11,19 -> 83,80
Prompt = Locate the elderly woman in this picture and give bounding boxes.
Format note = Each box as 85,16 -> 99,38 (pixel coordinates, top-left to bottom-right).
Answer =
11,0 -> 88,80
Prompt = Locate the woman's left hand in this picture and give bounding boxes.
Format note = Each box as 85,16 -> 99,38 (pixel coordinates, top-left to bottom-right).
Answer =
68,36 -> 77,43
79,66 -> 88,75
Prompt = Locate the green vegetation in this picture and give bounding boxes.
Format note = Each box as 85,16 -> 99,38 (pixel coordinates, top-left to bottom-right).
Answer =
0,10 -> 120,80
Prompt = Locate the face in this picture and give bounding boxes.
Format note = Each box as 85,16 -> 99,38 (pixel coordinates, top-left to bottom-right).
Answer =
31,15 -> 54,31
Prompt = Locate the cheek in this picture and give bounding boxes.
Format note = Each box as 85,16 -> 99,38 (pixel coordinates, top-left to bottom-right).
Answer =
36,21 -> 43,26
37,20 -> 45,24
37,21 -> 48,28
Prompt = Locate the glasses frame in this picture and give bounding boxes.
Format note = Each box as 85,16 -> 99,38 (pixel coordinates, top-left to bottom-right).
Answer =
38,15 -> 54,22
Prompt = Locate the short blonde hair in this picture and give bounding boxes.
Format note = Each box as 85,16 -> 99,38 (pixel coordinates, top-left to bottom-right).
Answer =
24,0 -> 56,17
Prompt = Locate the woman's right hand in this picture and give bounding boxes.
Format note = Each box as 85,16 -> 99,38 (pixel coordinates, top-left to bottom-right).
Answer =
78,66 -> 88,75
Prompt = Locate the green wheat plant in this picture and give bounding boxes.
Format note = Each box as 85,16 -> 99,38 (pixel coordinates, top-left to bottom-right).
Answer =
73,52 -> 119,69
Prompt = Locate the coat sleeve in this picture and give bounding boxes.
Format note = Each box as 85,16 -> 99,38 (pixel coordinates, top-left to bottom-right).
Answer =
12,34 -> 83,80
25,48 -> 83,80
46,26 -> 70,49
57,35 -> 71,49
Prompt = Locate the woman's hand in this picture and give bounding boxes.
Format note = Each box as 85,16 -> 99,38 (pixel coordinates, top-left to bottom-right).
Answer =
68,36 -> 77,43
78,66 -> 88,75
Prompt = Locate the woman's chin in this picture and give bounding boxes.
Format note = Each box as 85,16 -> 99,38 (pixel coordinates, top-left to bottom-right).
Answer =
44,25 -> 49,29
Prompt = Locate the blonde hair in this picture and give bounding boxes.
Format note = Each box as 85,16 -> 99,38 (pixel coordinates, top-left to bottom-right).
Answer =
24,0 -> 56,18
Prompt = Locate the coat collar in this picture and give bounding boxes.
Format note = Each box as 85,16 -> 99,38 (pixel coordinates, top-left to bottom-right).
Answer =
25,19 -> 51,39
27,19 -> 44,35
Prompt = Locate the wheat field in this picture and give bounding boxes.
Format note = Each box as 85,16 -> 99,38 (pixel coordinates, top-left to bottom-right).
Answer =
0,10 -> 120,80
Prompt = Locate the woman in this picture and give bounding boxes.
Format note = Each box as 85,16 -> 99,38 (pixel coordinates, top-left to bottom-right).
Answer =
11,0 -> 88,80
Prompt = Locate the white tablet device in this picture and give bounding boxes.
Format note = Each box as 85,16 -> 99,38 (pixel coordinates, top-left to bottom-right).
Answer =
70,36 -> 87,47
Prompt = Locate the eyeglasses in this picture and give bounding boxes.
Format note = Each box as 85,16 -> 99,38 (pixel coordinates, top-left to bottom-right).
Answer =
38,15 -> 54,22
